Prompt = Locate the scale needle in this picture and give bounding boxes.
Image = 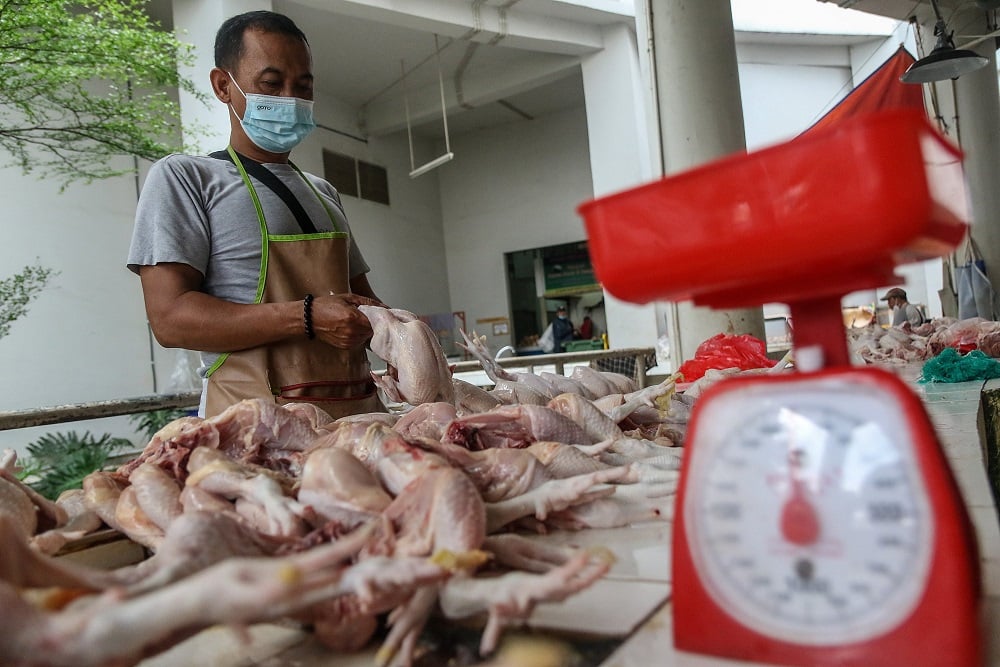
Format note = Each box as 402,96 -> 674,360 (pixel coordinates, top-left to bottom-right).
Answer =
781,453 -> 821,546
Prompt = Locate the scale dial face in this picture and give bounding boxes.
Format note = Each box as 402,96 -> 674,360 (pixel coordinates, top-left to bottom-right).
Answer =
684,378 -> 934,646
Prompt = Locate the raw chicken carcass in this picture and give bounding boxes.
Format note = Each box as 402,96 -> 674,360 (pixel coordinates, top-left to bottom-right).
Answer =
453,378 -> 502,414
212,398 -> 323,472
309,421 -> 416,474
444,404 -> 594,450
128,462 -> 184,532
538,371 -> 597,399
546,393 -> 624,442
0,475 -> 38,539
298,447 -> 392,529
185,447 -> 309,539
1,523 -> 452,667
360,465 -> 491,667
459,330 -> 557,402
116,416 -> 218,482
392,401 -> 457,442
0,514 -> 123,591
0,451 -> 69,537
30,489 -> 104,555
360,306 -> 455,406
82,471 -> 129,534
485,466 -> 635,532
331,411 -> 399,427
438,547 -> 614,655
570,365 -> 628,397
282,401 -> 337,429
114,484 -> 166,550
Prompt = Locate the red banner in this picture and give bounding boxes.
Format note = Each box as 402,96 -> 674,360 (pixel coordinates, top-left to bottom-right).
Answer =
800,46 -> 926,137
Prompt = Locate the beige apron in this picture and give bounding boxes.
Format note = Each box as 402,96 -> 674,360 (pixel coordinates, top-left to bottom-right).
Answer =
204,148 -> 381,419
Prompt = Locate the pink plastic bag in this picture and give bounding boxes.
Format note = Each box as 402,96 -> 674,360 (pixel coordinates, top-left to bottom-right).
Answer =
678,333 -> 776,382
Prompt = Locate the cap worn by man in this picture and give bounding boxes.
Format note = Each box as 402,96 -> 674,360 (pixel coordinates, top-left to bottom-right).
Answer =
880,287 -> 907,301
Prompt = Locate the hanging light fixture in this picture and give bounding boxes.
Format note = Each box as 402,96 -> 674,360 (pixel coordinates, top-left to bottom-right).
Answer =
901,0 -> 990,83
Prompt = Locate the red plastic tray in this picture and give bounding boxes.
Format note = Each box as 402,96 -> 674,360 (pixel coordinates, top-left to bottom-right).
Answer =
578,109 -> 969,308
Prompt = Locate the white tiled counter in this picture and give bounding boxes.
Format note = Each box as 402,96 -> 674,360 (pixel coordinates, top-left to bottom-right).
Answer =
603,368 -> 1000,667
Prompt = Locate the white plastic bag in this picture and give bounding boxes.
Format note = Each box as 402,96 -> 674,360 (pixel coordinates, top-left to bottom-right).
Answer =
956,259 -> 996,321
167,349 -> 202,393
539,323 -> 555,353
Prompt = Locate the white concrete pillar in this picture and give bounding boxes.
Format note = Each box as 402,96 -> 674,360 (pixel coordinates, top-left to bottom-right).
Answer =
172,0 -> 272,153
581,23 -> 663,351
649,0 -> 765,361
951,11 -> 1000,313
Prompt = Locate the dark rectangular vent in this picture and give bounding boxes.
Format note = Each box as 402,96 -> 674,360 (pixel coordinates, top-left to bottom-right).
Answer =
323,150 -> 389,206
358,160 -> 390,206
322,150 -> 358,198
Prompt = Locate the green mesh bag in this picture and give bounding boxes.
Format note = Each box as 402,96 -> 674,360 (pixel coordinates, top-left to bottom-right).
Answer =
919,348 -> 1000,383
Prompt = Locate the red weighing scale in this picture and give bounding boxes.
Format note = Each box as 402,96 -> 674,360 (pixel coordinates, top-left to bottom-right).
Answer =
578,109 -> 982,667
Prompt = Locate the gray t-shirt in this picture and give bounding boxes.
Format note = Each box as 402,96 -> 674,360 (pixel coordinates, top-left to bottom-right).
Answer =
891,303 -> 924,328
127,152 -> 370,374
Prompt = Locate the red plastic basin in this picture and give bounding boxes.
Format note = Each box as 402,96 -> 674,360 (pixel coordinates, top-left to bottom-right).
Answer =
578,109 -> 969,307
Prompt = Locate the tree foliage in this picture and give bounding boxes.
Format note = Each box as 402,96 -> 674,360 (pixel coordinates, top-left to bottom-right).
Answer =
16,430 -> 133,500
129,408 -> 189,441
0,263 -> 55,340
0,0 -> 206,185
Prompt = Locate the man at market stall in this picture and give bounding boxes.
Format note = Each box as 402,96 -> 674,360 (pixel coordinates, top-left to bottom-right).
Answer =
551,306 -> 576,352
881,287 -> 925,329
127,10 -> 385,419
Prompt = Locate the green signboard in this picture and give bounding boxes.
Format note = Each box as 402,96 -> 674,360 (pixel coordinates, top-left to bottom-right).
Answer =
543,242 -> 597,292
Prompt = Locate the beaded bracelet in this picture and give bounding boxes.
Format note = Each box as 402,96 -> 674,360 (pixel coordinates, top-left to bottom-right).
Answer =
303,293 -> 315,340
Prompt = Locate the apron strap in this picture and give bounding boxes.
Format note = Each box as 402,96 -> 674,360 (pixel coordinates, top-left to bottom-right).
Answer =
209,149 -> 318,234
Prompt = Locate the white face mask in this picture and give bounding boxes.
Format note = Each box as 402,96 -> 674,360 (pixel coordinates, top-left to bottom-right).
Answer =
228,72 -> 315,153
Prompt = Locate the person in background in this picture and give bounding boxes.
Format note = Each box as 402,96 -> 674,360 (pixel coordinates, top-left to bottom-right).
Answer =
127,10 -> 385,419
578,315 -> 594,340
881,287 -> 924,328
552,306 -> 576,352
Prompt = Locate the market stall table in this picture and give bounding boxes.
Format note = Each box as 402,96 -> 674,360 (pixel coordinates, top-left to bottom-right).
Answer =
122,361 -> 1000,667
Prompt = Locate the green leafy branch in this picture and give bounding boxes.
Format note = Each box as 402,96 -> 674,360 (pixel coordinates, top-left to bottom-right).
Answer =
0,263 -> 56,340
16,430 -> 132,500
0,0 -> 208,185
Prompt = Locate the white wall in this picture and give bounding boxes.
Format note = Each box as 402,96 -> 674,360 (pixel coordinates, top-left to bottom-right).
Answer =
438,105 -> 594,353
0,156 -> 154,453
740,61 -> 853,149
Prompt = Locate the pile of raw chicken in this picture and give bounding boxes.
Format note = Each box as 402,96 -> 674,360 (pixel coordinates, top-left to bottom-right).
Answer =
0,306 -> 711,667
848,316 -> 1000,364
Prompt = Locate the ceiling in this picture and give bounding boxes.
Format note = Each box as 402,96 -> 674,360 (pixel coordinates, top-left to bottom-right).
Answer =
273,0 -> 605,141
163,1 -> 992,141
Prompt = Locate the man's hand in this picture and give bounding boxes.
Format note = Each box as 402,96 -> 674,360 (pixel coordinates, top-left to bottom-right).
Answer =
312,293 -> 376,349
341,293 -> 387,309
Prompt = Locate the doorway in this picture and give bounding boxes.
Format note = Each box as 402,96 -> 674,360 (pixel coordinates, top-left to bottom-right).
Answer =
504,240 -> 605,352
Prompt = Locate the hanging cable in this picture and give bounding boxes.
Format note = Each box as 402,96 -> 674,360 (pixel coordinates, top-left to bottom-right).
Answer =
911,13 -> 950,135
435,34 -> 452,159
402,59 -> 416,175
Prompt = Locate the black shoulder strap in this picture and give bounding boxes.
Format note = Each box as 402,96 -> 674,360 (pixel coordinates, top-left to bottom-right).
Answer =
210,150 -> 318,234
